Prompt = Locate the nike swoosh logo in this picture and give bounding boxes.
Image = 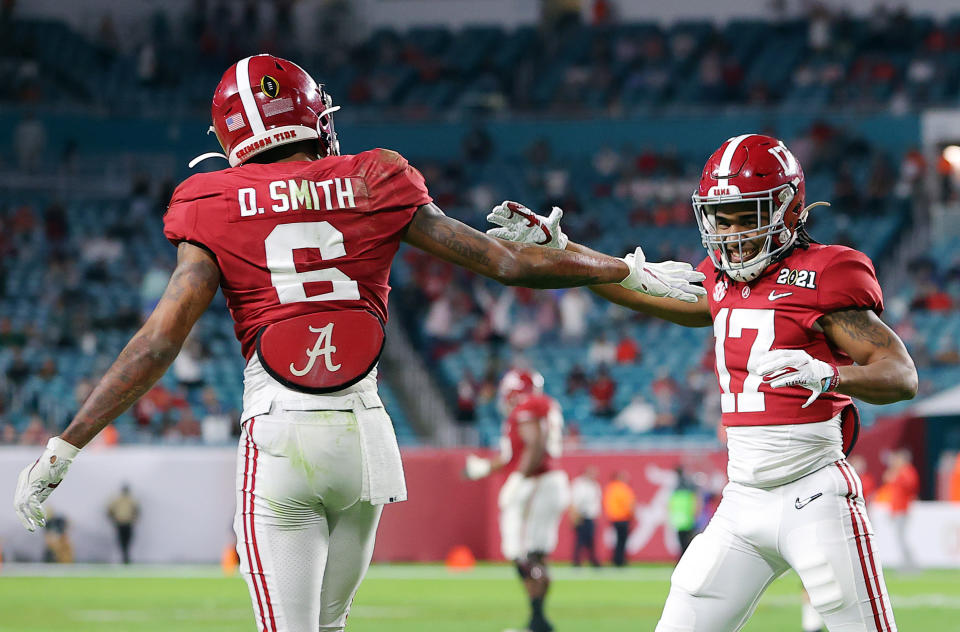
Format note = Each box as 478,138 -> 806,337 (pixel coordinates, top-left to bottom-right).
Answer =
505,201 -> 552,245
769,290 -> 793,301
794,492 -> 823,509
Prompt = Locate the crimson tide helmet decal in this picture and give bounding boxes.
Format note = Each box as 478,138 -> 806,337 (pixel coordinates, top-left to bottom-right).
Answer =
191,54 -> 340,168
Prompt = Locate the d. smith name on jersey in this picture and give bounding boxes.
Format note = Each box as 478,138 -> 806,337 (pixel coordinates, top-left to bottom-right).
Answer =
237,177 -> 357,217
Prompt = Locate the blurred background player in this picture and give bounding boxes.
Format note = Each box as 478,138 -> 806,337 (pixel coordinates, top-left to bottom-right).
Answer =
464,368 -> 570,632
106,483 -> 140,564
42,507 -> 73,564
602,470 -> 636,567
487,132 -> 918,631
667,466 -> 699,559
569,465 -> 602,567
13,54 -> 706,632
879,448 -> 920,570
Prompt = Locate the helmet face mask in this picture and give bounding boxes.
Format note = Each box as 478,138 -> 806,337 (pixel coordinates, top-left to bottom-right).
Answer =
692,134 -> 806,283
693,183 -> 797,282
315,90 -> 340,157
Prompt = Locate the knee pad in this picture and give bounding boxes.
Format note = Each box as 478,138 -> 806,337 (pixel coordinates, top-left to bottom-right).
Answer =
790,526 -> 845,614
795,555 -> 844,614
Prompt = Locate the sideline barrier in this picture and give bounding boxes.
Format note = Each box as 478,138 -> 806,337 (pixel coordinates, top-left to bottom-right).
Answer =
1,428 -> 954,566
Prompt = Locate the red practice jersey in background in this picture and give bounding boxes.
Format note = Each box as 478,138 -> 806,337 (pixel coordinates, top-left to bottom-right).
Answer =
501,393 -> 562,476
164,149 -> 432,359
697,244 -> 883,427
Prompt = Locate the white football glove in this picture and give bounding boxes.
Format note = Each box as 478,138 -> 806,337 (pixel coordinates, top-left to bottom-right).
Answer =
463,454 -> 493,480
14,436 -> 79,532
619,247 -> 707,304
756,349 -> 839,408
486,201 -> 568,250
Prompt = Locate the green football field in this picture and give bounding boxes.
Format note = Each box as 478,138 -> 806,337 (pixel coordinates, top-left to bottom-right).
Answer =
1,563 -> 959,631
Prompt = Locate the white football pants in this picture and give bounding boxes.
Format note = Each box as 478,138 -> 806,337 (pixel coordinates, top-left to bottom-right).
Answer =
234,411 -> 383,632
656,459 -> 896,632
499,470 -> 571,560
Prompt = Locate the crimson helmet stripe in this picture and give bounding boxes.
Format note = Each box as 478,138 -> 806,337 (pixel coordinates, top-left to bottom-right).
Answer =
236,56 -> 266,135
716,134 -> 753,186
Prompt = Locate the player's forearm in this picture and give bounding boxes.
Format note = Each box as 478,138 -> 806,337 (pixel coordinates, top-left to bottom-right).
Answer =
499,241 -> 628,288
60,332 -> 181,448
565,241 -> 712,327
836,357 -> 918,404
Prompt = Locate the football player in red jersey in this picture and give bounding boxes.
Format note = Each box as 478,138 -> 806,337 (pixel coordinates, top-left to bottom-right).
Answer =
12,55 -> 708,632
487,133 -> 918,631
464,368 -> 569,632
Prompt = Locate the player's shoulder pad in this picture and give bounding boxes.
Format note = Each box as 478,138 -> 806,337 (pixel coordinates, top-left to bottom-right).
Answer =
514,394 -> 554,420
825,244 -> 875,268
168,171 -> 225,208
810,244 -> 883,312
798,243 -> 875,270
353,148 -> 410,176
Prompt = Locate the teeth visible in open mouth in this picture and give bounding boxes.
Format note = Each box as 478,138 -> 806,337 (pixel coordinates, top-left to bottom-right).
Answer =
728,248 -> 756,263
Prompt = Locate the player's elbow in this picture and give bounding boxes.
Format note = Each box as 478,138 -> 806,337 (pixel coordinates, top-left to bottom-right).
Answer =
144,335 -> 183,365
135,326 -> 186,365
896,364 -> 919,401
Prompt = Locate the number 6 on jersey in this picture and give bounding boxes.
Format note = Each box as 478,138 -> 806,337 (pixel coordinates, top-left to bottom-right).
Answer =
264,221 -> 360,304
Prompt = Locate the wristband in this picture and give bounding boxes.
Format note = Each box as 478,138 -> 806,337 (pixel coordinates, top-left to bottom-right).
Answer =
822,365 -> 840,393
47,436 -> 80,460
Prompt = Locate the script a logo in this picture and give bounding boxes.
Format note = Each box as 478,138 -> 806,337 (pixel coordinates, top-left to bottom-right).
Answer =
289,322 -> 341,376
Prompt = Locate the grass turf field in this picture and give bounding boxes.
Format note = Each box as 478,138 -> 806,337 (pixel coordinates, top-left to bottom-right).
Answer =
1,563 -> 959,631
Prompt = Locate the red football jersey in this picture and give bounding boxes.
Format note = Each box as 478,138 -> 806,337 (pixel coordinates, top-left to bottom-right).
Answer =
501,393 -> 563,476
163,149 -> 432,359
697,244 -> 883,427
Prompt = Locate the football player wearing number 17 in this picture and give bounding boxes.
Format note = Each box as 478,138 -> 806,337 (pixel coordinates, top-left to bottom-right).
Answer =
12,55 -> 705,632
488,134 -> 918,632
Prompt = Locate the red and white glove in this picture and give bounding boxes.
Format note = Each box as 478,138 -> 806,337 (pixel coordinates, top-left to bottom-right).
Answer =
486,201 -> 706,303
619,246 -> 707,304
486,201 -> 568,250
757,349 -> 840,408
14,436 -> 80,531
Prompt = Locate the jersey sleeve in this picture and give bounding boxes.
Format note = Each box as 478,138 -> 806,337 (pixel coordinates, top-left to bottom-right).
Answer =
163,176 -> 203,247
163,200 -> 197,247
361,149 -> 433,214
806,248 -> 883,326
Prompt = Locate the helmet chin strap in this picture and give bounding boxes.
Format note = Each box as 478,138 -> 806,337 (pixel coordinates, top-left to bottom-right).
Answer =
316,105 -> 341,156
188,126 -> 228,168
188,152 -> 228,168
802,201 -> 830,216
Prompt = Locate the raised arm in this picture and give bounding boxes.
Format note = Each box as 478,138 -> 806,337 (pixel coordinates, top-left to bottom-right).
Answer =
482,200 -> 710,324
565,240 -> 712,328
62,242 -> 221,447
403,203 -> 629,288
819,308 -> 918,404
